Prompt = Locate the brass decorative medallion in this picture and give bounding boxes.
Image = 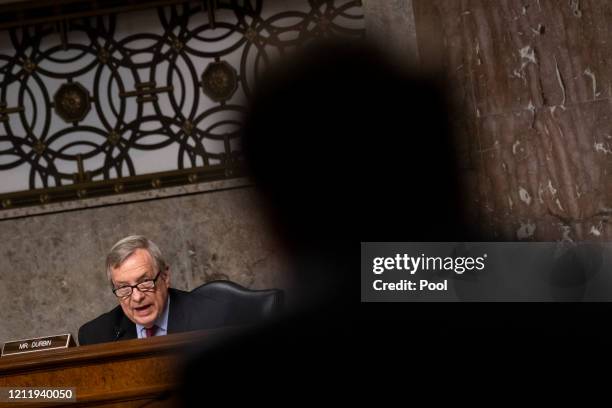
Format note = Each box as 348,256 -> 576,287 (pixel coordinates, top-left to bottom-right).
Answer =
245,28 -> 258,43
171,36 -> 184,51
33,140 -> 46,155
53,82 -> 91,123
107,131 -> 120,146
201,61 -> 238,103
98,48 -> 110,64
22,58 -> 36,74
182,121 -> 194,136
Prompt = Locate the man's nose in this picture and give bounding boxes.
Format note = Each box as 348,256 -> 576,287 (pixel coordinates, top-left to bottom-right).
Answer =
131,287 -> 145,302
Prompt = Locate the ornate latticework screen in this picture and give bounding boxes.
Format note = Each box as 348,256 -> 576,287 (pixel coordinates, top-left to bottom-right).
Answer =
0,0 -> 364,215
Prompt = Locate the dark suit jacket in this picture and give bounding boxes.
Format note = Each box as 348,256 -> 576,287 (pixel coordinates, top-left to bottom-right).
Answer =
78,288 -> 228,346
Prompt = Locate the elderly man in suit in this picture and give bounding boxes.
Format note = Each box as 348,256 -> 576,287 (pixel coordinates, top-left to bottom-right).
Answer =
78,235 -> 226,345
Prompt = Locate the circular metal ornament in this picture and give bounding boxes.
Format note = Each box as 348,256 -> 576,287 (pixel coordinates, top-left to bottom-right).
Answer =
53,82 -> 91,123
201,60 -> 238,103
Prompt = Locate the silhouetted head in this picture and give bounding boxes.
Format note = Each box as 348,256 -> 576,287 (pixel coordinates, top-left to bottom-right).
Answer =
242,39 -> 467,292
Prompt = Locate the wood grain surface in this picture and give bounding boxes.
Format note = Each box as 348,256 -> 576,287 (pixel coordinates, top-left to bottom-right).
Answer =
0,329 -> 234,407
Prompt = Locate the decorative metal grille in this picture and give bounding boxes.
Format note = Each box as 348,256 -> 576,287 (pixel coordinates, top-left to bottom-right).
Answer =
0,0 -> 364,211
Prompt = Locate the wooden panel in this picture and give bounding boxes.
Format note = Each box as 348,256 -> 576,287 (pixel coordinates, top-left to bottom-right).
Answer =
0,329 -> 232,407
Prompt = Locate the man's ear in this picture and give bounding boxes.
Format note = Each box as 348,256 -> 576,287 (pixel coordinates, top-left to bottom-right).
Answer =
162,267 -> 170,286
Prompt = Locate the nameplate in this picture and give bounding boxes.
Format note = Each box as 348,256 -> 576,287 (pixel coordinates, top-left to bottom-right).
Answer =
1,334 -> 75,357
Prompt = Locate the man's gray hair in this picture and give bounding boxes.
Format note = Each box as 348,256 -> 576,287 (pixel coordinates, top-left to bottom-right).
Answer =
106,235 -> 167,283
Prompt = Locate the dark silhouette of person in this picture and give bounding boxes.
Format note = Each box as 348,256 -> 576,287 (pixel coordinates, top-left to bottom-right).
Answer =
177,39 -> 470,405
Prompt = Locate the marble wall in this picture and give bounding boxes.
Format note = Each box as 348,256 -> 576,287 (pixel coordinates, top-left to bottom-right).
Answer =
362,0 -> 418,65
413,0 -> 612,241
0,186 -> 290,343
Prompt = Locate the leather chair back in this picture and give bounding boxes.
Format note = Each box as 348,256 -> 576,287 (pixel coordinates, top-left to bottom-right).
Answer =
191,280 -> 283,326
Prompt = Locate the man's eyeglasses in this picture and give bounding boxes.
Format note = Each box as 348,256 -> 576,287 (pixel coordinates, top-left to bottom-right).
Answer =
112,270 -> 162,298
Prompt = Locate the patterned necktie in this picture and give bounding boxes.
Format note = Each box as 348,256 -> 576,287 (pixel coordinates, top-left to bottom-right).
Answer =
145,325 -> 158,338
